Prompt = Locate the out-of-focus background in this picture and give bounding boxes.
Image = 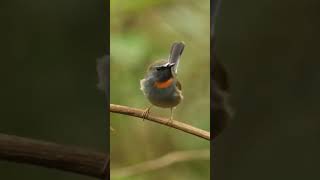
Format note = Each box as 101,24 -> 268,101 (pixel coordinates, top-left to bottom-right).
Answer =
214,0 -> 320,180
0,1 -> 107,180
110,0 -> 210,180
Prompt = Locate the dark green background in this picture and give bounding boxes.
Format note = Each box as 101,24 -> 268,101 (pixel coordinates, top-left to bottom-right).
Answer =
214,0 -> 320,179
0,1 -> 107,180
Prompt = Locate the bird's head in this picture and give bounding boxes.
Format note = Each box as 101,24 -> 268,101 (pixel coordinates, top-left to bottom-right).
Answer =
146,60 -> 176,82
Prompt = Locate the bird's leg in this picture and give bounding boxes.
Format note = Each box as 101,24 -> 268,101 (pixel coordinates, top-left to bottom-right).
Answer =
142,105 -> 153,121
167,107 -> 174,125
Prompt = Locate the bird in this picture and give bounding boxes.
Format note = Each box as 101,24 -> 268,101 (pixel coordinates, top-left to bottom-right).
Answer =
140,42 -> 185,123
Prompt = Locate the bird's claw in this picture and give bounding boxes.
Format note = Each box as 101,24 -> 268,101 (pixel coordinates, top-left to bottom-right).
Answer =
142,107 -> 151,121
166,116 -> 174,125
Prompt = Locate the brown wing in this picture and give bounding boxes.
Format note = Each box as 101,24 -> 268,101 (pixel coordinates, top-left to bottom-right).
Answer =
176,80 -> 182,90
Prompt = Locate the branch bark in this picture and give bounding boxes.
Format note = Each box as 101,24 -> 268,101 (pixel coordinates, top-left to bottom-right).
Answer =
111,149 -> 209,178
110,104 -> 210,140
0,133 -> 108,179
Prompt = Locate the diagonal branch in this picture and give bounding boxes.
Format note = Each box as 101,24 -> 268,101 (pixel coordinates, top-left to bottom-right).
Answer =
110,104 -> 210,140
111,149 -> 210,178
0,133 -> 108,179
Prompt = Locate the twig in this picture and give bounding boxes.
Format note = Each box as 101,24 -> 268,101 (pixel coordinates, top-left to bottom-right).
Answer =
0,133 -> 108,179
110,104 -> 210,140
111,149 -> 209,178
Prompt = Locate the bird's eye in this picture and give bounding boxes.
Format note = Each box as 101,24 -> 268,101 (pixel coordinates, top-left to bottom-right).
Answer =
156,67 -> 162,71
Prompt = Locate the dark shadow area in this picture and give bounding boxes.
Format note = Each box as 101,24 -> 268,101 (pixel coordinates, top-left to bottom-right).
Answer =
0,1 -> 108,179
214,0 -> 320,179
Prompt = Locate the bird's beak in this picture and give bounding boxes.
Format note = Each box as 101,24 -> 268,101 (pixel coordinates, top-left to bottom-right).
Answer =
162,62 -> 175,68
168,63 -> 175,67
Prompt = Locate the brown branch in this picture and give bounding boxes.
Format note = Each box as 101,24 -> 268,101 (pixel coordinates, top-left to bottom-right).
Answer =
110,104 -> 210,140
111,149 -> 209,178
0,133 -> 108,179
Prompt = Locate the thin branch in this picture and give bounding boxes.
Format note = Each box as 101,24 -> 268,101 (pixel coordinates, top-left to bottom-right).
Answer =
110,104 -> 210,140
111,149 -> 209,178
0,133 -> 108,179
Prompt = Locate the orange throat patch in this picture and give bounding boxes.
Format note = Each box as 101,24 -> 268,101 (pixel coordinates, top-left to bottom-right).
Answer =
154,78 -> 173,89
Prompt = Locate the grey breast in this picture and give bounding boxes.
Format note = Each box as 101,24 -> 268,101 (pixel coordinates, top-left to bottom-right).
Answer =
140,77 -> 181,108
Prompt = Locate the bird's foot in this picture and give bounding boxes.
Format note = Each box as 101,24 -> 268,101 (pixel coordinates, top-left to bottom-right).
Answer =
166,116 -> 174,125
142,106 -> 152,121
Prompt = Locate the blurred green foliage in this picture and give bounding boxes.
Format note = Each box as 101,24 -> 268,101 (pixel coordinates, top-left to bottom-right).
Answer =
0,1 -> 107,180
110,0 -> 210,179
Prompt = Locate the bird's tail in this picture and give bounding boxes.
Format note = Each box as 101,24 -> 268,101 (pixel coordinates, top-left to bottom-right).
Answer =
168,42 -> 185,74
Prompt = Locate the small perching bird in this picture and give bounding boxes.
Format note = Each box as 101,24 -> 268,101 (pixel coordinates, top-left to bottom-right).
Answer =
140,42 -> 185,122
